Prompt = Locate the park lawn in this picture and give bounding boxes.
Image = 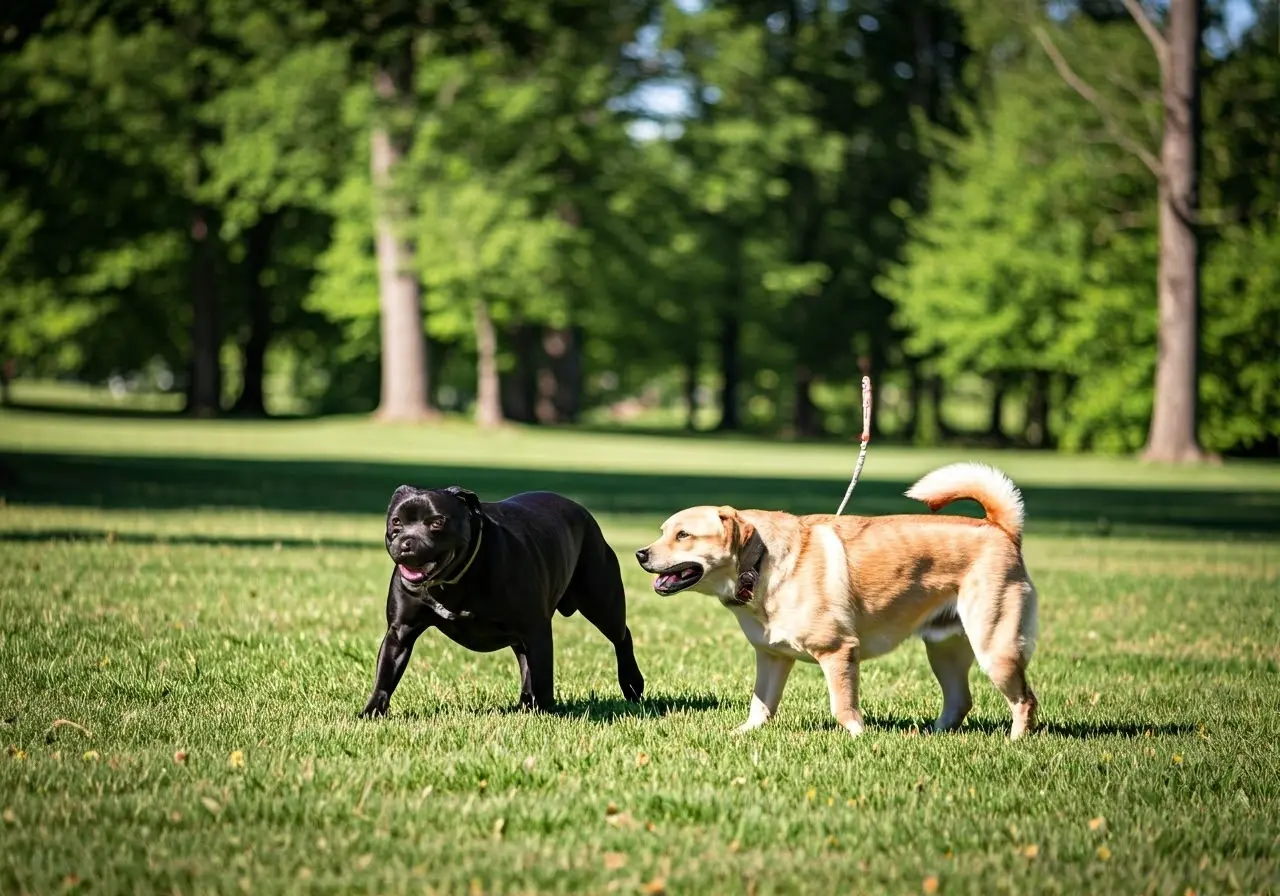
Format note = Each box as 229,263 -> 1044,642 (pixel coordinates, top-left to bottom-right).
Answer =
1,406 -> 1278,895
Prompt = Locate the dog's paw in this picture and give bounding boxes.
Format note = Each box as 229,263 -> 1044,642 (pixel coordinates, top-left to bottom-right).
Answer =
733,719 -> 766,736
358,693 -> 390,719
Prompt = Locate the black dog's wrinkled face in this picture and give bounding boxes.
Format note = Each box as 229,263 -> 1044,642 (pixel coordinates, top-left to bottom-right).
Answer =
386,485 -> 479,587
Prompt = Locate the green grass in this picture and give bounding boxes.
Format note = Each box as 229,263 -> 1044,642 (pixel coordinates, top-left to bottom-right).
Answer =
1,404 -> 1278,895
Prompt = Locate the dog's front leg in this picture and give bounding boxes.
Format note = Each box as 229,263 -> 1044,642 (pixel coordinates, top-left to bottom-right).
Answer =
359,622 -> 425,718
816,645 -> 864,737
513,622 -> 555,711
735,648 -> 794,734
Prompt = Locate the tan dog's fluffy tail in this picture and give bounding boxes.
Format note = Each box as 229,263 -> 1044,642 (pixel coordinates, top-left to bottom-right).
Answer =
906,463 -> 1025,545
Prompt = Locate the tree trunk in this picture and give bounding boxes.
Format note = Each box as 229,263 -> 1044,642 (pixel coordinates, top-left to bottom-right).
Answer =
186,210 -> 221,417
715,311 -> 741,431
535,326 -> 583,425
500,323 -> 538,423
987,374 -> 1006,441
232,213 -> 276,417
473,298 -> 503,429
684,348 -> 699,431
372,66 -> 435,422
901,361 -> 921,441
1025,371 -> 1050,448
1142,0 -> 1205,462
928,375 -> 954,442
793,365 -> 824,438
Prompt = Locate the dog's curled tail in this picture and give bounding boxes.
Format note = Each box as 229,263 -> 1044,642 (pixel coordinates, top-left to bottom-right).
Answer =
905,462 -> 1025,546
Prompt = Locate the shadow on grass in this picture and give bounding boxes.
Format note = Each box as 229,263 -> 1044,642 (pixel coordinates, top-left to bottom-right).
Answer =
2,450 -> 1279,539
866,715 -> 1199,739
392,692 -> 724,724
0,528 -> 373,551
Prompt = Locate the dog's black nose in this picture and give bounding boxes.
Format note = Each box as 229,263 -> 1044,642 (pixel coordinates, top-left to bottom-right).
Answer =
635,548 -> 649,564
399,536 -> 419,553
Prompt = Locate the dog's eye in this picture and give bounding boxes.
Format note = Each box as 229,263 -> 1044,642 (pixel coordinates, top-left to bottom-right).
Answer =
390,517 -> 401,529
428,518 -> 445,530
676,530 -> 690,541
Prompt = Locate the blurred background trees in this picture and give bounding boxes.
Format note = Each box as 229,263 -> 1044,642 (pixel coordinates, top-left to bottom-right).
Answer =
1,0 -> 1275,457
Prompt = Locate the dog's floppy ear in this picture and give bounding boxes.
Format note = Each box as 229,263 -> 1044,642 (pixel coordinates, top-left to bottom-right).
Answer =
443,486 -> 482,515
388,484 -> 416,513
719,507 -> 766,603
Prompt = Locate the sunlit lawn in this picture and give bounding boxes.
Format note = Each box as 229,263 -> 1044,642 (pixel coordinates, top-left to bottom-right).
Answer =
1,404 -> 1277,894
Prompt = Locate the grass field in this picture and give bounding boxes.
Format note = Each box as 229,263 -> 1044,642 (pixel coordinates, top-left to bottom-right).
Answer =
1,404 -> 1278,895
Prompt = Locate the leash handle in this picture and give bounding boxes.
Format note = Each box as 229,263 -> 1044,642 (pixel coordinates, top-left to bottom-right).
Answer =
835,376 -> 872,516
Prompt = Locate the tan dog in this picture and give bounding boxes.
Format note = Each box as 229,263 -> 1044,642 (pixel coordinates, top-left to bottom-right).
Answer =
635,463 -> 1039,739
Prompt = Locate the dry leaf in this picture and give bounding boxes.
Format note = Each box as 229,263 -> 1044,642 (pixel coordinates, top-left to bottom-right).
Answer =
1090,693 -> 1100,705
605,811 -> 636,830
9,749 -> 26,761
731,777 -> 746,786
297,868 -> 312,881
82,750 -> 100,762
169,811 -> 182,823
922,875 -> 940,895
1088,816 -> 1106,832
2,808 -> 15,825
228,750 -> 245,769
477,779 -> 487,792
641,878 -> 666,895
355,854 -> 373,871
492,818 -> 506,838
805,787 -> 816,801
173,750 -> 188,765
1021,844 -> 1039,859
1096,845 -> 1112,861
645,821 -> 657,833
605,802 -> 619,816
522,756 -> 537,772
603,852 -> 627,871
62,873 -> 81,889
728,840 -> 740,853
636,752 -> 650,768
200,797 -> 221,815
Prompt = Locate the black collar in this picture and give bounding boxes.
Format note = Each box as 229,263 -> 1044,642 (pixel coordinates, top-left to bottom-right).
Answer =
725,530 -> 766,606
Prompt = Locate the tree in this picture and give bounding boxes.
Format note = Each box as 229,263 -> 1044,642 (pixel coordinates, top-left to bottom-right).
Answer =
1032,0 -> 1208,462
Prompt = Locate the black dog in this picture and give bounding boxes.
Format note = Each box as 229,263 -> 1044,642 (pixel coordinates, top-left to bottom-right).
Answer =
359,485 -> 645,717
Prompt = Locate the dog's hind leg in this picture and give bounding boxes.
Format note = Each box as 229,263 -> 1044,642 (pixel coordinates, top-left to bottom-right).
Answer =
568,537 -> 645,702
513,621 -> 556,711
961,577 -> 1039,739
924,634 -> 975,732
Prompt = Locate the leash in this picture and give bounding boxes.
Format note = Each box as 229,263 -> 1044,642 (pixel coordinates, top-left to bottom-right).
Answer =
835,375 -> 872,516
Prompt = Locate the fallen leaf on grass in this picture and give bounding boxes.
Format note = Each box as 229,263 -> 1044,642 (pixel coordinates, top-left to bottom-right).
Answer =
492,818 -> 506,838
1021,844 -> 1039,859
2,808 -> 15,825
82,750 -> 99,762
355,854 -> 373,871
605,811 -> 636,830
201,797 -> 222,816
522,756 -> 537,772
1096,845 -> 1112,861
62,873 -> 81,889
1090,693 -> 1100,706
8,748 -> 26,761
228,750 -> 244,769
922,875 -> 940,895
603,852 -> 627,871
641,878 -> 666,895
605,802 -> 619,816
1088,816 -> 1106,832
636,752 -> 650,768
173,751 -> 188,765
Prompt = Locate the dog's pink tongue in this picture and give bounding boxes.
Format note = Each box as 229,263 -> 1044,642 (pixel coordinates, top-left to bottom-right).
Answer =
654,574 -> 674,592
399,564 -> 427,583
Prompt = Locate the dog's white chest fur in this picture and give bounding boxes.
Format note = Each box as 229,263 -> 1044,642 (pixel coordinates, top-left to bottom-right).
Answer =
729,606 -> 818,663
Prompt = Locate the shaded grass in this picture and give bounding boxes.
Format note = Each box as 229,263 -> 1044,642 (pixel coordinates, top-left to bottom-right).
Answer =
1,408 -> 1278,894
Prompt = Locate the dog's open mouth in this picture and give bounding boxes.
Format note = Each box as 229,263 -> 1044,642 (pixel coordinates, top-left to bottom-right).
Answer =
397,556 -> 450,585
653,562 -> 703,595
